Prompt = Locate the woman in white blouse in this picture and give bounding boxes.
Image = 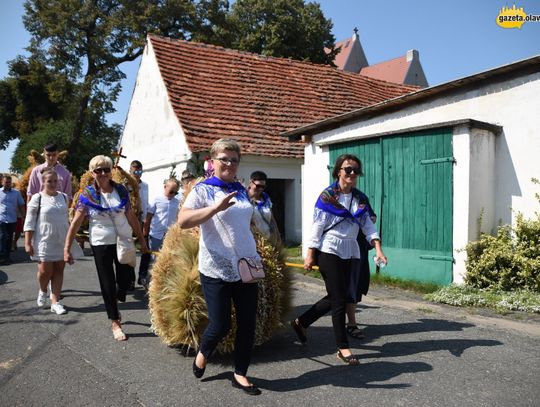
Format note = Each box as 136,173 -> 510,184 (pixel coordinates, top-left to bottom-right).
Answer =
178,139 -> 261,396
64,155 -> 148,341
291,154 -> 387,365
24,168 -> 75,315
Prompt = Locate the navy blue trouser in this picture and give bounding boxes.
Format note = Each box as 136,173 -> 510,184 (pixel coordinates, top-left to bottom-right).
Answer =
298,252 -> 351,349
199,273 -> 258,376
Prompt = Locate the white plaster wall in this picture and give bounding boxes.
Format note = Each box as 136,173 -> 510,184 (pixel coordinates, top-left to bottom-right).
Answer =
301,143 -> 331,257
305,71 -> 540,283
118,40 -> 192,201
451,126 -> 471,284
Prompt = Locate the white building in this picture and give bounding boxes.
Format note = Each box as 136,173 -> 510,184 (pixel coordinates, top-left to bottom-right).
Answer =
118,35 -> 416,242
283,55 -> 540,284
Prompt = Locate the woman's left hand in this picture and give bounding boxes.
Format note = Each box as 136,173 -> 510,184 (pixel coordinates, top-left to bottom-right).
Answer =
374,250 -> 388,266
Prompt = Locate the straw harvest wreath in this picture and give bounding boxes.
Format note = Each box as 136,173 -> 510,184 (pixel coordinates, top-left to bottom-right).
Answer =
148,180 -> 292,354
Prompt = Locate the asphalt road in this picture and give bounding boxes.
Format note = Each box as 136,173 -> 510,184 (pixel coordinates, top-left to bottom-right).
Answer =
1,248 -> 539,407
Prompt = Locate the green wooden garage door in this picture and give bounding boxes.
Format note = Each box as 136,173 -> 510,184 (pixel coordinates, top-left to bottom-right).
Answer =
329,128 -> 454,285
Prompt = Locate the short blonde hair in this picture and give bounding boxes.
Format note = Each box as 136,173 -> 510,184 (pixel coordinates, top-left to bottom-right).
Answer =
210,138 -> 241,159
88,155 -> 113,172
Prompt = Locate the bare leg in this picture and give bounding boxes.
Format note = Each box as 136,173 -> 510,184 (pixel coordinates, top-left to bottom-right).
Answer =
37,261 -> 54,293
50,261 -> 66,304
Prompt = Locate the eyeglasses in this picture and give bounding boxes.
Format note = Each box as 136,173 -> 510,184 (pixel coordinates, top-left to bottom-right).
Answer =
131,169 -> 143,175
93,167 -> 112,174
214,157 -> 240,166
341,166 -> 360,175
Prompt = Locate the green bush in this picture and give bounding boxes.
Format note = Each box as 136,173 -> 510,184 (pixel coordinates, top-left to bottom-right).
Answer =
464,184 -> 540,292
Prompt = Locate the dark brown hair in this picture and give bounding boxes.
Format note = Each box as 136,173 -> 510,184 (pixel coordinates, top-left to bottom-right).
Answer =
331,154 -> 363,180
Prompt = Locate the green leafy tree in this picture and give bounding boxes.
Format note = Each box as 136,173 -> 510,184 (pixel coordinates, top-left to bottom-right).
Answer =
11,118 -> 121,176
0,80 -> 18,150
22,0 -> 199,168
224,0 -> 337,64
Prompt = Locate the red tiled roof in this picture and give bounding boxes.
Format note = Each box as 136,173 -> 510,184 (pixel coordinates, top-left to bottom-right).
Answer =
359,54 -> 410,84
149,35 -> 418,158
326,38 -> 353,71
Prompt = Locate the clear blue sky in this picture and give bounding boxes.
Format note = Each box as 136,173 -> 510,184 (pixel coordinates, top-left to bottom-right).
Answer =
2,0 -> 540,172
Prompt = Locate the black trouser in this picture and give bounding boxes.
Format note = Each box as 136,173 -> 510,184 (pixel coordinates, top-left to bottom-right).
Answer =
199,273 -> 258,376
91,244 -> 132,320
298,252 -> 351,349
0,222 -> 15,262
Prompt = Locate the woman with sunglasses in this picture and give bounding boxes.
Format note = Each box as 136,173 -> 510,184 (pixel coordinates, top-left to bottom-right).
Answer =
291,154 -> 387,365
64,155 -> 148,341
178,138 -> 262,395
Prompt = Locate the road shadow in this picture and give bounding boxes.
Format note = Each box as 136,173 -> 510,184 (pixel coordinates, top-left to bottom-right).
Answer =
201,360 -> 432,391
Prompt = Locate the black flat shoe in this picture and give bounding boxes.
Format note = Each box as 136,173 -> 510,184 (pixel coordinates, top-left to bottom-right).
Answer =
192,358 -> 206,379
291,319 -> 307,344
232,376 -> 261,396
337,350 -> 360,365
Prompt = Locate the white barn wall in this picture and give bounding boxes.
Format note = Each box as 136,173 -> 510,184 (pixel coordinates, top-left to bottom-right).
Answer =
118,40 -> 192,201
304,71 -> 540,283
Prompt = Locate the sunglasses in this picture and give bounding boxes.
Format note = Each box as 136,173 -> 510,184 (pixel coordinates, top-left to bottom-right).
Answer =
252,182 -> 266,190
93,167 -> 112,174
131,169 -> 143,175
214,157 -> 240,166
341,166 -> 360,175
181,176 -> 194,181
168,190 -> 179,195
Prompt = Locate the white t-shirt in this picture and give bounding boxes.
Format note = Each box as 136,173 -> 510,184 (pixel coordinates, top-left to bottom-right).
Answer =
183,183 -> 259,282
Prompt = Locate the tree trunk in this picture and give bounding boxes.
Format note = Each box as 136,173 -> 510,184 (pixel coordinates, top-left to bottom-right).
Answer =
67,77 -> 92,167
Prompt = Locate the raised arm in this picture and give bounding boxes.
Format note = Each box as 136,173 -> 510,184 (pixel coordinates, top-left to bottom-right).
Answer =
178,191 -> 237,229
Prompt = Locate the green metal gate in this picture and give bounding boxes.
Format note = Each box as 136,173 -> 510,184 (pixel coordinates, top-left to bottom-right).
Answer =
329,128 -> 454,285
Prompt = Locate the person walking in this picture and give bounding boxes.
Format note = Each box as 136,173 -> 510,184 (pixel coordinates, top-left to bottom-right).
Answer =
0,175 -> 25,265
27,143 -> 72,202
246,171 -> 279,242
178,138 -> 262,395
291,154 -> 387,365
346,196 -> 377,340
64,155 -> 148,341
138,178 -> 181,287
24,169 -> 81,314
130,160 -> 148,288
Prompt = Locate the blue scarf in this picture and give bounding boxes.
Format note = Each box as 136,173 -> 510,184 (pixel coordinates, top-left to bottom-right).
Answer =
78,181 -> 130,212
253,191 -> 271,210
200,176 -> 249,201
315,181 -> 373,221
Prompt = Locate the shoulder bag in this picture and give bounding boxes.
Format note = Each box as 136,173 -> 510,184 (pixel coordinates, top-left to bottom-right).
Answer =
103,192 -> 136,267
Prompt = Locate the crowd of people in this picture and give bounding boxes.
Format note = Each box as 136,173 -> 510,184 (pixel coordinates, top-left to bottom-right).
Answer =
0,138 -> 387,396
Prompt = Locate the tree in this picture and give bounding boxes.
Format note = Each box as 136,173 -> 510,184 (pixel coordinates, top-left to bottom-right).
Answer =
224,0 -> 337,64
11,118 -> 121,176
22,0 -> 199,169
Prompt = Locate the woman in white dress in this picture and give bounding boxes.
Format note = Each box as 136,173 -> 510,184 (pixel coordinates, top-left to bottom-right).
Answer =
24,168 -> 76,314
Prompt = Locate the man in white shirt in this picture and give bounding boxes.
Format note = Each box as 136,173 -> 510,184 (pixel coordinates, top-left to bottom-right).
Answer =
138,179 -> 180,287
